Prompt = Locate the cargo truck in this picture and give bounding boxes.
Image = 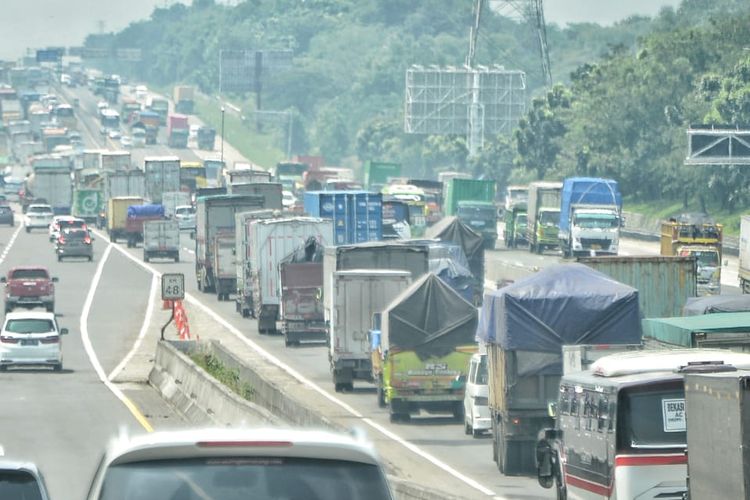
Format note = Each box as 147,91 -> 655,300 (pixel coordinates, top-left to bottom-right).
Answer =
559,177 -> 622,257
167,114 -> 189,148
106,196 -> 144,242
144,156 -> 181,204
329,270 -> 411,392
248,218 -> 333,333
125,204 -> 164,248
196,126 -> 215,150
738,214 -> 750,294
27,156 -> 73,215
407,179 -> 443,225
278,237 -> 327,347
195,194 -> 266,294
526,181 -> 562,254
226,167 -> 272,185
173,85 -> 195,114
104,170 -> 145,201
444,179 -> 497,248
100,151 -> 131,172
477,264 -> 642,475
71,188 -> 104,223
579,255 -> 697,318
226,182 -> 283,209
661,219 -> 722,295
503,204 -> 527,248
146,96 -> 169,125
202,159 -> 224,188
142,219 -> 180,262
363,161 -> 401,192
642,312 -> 750,351
161,191 -> 191,219
212,232 -> 235,301
371,273 -> 478,422
304,191 -> 383,245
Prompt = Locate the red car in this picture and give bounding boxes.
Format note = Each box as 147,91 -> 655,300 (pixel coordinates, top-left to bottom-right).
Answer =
0,267 -> 58,313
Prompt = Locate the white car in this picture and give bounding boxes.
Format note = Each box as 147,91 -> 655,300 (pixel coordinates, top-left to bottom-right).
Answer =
108,129 -> 121,140
463,352 -> 491,437
119,135 -> 133,148
85,428 -> 395,500
174,205 -> 196,230
97,101 -> 109,116
282,190 -> 297,209
188,123 -> 201,140
0,311 -> 68,371
24,204 -> 54,233
49,216 -> 87,242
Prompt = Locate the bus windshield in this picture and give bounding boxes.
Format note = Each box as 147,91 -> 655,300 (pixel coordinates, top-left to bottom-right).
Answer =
617,382 -> 686,451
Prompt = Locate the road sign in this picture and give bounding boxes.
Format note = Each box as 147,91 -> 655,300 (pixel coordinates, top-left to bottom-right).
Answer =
162,273 -> 185,300
36,48 -> 64,63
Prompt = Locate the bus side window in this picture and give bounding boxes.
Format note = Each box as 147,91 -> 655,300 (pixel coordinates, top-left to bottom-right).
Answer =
597,396 -> 609,432
608,400 -> 616,432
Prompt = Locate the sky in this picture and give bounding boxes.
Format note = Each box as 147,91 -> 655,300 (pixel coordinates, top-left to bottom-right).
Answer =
0,0 -> 683,61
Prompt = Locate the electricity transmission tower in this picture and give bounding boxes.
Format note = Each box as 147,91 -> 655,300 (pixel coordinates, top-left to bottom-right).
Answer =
490,0 -> 552,86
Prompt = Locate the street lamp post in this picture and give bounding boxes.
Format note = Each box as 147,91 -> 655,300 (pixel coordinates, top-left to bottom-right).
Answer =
220,106 -> 225,165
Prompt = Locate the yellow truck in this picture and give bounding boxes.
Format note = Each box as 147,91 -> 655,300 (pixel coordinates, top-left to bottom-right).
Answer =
660,220 -> 722,295
107,196 -> 144,243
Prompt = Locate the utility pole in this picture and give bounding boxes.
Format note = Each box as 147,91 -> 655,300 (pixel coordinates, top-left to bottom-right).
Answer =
467,0 -> 485,157
220,106 -> 225,165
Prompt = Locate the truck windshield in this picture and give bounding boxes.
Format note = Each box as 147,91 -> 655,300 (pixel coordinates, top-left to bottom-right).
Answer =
457,206 -> 496,219
617,382 -> 686,451
516,214 -> 527,226
539,211 -> 559,226
684,250 -> 719,267
574,214 -> 618,229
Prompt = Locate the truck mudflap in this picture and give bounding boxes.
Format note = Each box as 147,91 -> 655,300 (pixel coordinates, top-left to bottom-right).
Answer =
281,320 -> 327,347
257,304 -> 279,334
216,278 -> 235,302
143,249 -> 179,263
492,410 -> 554,476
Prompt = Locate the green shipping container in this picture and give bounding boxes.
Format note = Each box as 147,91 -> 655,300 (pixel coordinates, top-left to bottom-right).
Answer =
642,312 -> 750,348
72,189 -> 104,220
364,161 -> 401,190
445,178 -> 496,216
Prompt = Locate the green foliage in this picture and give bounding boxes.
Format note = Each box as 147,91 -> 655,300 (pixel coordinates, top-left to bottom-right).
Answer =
191,351 -> 255,401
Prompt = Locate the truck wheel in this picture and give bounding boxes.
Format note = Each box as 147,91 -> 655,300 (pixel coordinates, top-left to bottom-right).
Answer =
465,420 -> 472,435
452,402 -> 464,422
57,255 -> 62,262
495,424 -> 507,474
377,377 -> 386,408
143,253 -> 149,263
174,254 -> 179,263
45,303 -> 54,312
25,226 -> 30,233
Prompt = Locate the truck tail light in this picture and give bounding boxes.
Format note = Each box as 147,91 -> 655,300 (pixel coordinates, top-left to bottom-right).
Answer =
40,336 -> 59,344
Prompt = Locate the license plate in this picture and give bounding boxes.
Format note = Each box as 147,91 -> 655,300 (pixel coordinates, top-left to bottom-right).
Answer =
20,339 -> 37,346
591,244 -> 601,250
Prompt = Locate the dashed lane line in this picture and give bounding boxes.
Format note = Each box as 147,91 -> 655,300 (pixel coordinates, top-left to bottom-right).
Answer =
0,224 -> 23,265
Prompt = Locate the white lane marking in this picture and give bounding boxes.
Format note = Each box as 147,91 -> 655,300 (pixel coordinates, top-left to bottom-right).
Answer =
108,273 -> 158,381
94,229 -> 498,498
0,224 -> 23,264
79,242 -> 154,432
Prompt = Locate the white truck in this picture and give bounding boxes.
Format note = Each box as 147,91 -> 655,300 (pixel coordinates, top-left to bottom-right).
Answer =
144,156 -> 181,204
329,270 -> 412,392
248,218 -> 333,333
28,156 -> 73,215
99,151 -> 131,172
739,215 -> 750,294
161,191 -> 191,219
142,220 -> 180,263
213,232 -> 236,301
559,177 -> 622,257
234,209 -> 281,318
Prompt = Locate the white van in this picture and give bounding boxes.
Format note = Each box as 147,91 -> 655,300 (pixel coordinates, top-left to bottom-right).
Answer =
463,352 -> 490,437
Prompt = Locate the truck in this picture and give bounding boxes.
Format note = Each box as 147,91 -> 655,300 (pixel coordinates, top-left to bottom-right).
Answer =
303,191 -> 383,245
41,127 -> 69,153
226,182 -> 283,209
503,204 -> 527,248
226,167 -> 272,185
504,185 -> 528,211
248,218 -> 333,333
476,263 -> 642,474
642,312 -> 750,351
559,177 -> 622,257
142,219 -> 180,262
363,161 -> 401,192
106,196 -> 144,242
444,179 -> 497,248
133,110 -> 160,144
212,232 -> 235,300
278,238 -> 327,347
738,214 -> 750,294
579,255 -> 697,318
329,269 -> 411,392
195,194 -> 266,294
173,85 -> 195,114
526,181 -> 562,254
371,273 -> 477,422
161,191 -> 191,219
146,96 -> 169,125
27,157 -> 73,215
104,170 -> 145,201
167,114 -> 189,148
71,188 -> 104,223
1,99 -> 22,124
196,126 -> 215,150
144,156 -> 181,204
407,179 -> 443,225
273,162 -> 308,193
661,219 -> 722,295
203,159 -> 225,187
100,151 -> 131,172
124,204 -> 164,248
81,150 -> 103,171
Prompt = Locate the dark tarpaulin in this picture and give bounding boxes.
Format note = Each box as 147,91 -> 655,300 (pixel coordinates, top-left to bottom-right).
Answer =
476,263 -> 641,352
683,295 -> 750,316
382,273 -> 477,360
425,216 -> 484,281
280,236 -> 325,264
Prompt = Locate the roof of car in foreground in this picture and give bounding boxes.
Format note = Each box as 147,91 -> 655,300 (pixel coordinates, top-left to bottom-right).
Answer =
8,265 -> 49,271
103,428 -> 383,467
4,311 -> 56,320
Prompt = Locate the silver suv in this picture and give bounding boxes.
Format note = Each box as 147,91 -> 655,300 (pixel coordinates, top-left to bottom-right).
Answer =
56,228 -> 94,261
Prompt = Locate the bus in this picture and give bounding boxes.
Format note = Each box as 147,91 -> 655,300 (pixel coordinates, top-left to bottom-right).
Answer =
100,109 -> 120,134
180,161 -> 207,192
536,349 -> 750,500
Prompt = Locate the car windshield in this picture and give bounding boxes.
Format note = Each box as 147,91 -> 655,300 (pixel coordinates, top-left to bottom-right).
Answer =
176,208 -> 194,216
10,269 -> 48,279
97,457 -> 391,500
5,319 -> 56,334
0,470 -> 44,500
28,206 -> 52,214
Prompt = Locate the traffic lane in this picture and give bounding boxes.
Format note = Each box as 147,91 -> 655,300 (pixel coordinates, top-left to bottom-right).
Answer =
0,224 -> 147,500
109,234 -> 548,499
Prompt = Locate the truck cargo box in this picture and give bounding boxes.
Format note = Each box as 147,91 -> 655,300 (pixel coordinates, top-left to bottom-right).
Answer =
683,294 -> 750,316
642,312 -> 750,350
144,156 -> 181,204
227,182 -> 282,210
143,219 -> 180,262
304,191 -> 382,245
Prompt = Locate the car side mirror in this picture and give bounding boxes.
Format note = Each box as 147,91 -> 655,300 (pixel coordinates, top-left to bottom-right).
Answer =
60,328 -> 69,335
52,277 -> 59,282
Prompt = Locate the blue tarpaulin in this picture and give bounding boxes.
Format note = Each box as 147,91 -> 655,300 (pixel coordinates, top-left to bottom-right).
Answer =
477,263 -> 641,352
127,204 -> 164,218
559,177 -> 622,232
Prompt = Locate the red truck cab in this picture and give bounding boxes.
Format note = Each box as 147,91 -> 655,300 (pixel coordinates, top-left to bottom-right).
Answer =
1,266 -> 58,313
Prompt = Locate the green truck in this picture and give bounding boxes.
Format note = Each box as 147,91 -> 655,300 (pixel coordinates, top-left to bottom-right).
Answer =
444,179 -> 497,248
371,273 -> 478,422
364,161 -> 402,192
71,189 -> 105,223
643,312 -> 750,351
526,181 -> 562,254
504,204 -> 528,248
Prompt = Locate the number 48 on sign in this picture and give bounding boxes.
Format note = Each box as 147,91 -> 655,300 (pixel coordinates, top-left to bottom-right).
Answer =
162,273 -> 185,300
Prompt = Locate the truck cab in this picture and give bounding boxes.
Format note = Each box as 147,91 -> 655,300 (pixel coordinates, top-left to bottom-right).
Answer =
566,205 -> 620,256
533,207 -> 560,253
503,205 -> 528,248
456,200 -> 497,249
661,221 -> 722,295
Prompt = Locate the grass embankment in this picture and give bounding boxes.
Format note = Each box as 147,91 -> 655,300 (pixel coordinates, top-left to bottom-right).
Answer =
190,351 -> 255,401
625,198 -> 744,236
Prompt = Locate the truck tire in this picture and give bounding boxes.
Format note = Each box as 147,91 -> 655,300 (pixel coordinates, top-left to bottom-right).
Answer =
377,376 -> 386,408
143,252 -> 149,263
452,402 -> 464,422
174,253 -> 179,263
25,226 -> 30,233
495,423 -> 507,474
45,302 -> 54,312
